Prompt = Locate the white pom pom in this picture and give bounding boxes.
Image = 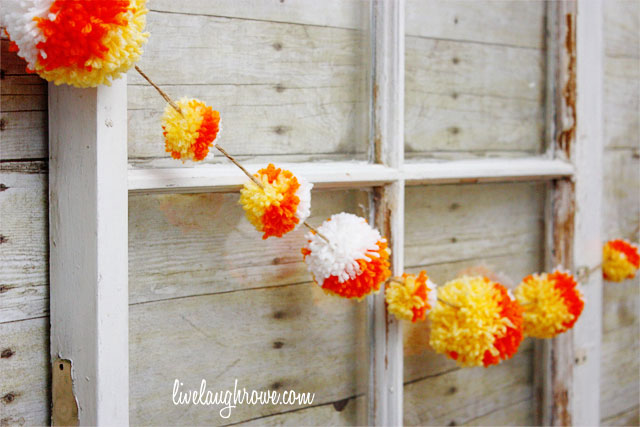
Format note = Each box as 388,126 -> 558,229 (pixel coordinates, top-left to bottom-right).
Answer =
1,0 -> 54,69
304,212 -> 383,283
294,176 -> 312,227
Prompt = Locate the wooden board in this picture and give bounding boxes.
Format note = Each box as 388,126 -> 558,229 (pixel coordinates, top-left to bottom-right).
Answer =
0,39 -> 48,161
0,316 -> 50,426
404,35 -> 545,158
0,171 -> 49,323
129,284 -> 369,425
127,10 -> 369,167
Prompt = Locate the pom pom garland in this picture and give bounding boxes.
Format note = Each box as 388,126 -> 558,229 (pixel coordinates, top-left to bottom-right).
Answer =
514,270 -> 584,339
602,239 -> 639,282
161,98 -> 221,162
301,213 -> 391,299
2,0 -> 149,87
385,271 -> 437,322
428,276 -> 523,367
239,164 -> 312,239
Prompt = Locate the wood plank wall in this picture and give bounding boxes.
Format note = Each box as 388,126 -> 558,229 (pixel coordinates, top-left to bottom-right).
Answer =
600,1 -> 640,425
0,38 -> 50,425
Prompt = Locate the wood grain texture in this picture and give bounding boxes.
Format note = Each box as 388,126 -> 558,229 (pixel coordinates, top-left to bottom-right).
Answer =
404,36 -> 545,158
405,0 -> 545,49
0,168 -> 49,325
129,284 -> 368,425
0,316 -> 50,426
129,189 -> 369,305
127,9 -> 369,167
0,39 -> 48,161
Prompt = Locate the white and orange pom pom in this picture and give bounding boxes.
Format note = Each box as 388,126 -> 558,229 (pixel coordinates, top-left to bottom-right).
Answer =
514,269 -> 584,339
429,276 -> 523,368
301,213 -> 391,299
161,98 -> 221,162
239,164 -> 312,239
2,0 -> 149,87
385,271 -> 437,322
602,239 -> 640,282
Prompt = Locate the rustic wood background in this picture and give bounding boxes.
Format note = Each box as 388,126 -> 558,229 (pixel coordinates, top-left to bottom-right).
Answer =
0,1 -> 637,425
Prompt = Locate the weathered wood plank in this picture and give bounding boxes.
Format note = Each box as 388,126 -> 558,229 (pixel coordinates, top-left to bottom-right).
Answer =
603,150 -> 640,242
406,0 -> 545,49
127,10 -> 368,166
604,56 -> 639,150
129,189 -> 369,305
405,36 -> 545,158
0,316 -> 49,426
405,182 -> 545,269
604,0 -> 640,58
0,39 -> 48,161
602,406 -> 640,427
403,350 -> 534,426
129,284 -> 368,425
0,171 -> 48,323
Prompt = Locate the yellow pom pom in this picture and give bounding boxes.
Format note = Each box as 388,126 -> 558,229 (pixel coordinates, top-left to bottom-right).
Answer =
161,98 -> 220,162
514,270 -> 584,339
603,239 -> 640,282
385,271 -> 436,322
428,276 -> 523,367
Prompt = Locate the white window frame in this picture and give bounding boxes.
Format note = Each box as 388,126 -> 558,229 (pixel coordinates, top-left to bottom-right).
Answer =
48,0 -> 603,425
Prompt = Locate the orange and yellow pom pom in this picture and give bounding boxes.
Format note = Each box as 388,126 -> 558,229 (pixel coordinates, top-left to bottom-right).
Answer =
239,164 -> 312,239
603,239 -> 640,282
385,271 -> 437,322
161,98 -> 221,162
301,213 -> 391,300
3,0 -> 149,87
514,270 -> 584,339
428,276 -> 523,367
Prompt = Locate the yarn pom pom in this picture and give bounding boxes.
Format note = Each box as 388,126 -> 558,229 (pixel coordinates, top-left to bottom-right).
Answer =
514,270 -> 584,339
428,276 -> 523,368
239,164 -> 312,239
2,0 -> 149,87
602,239 -> 639,282
386,271 -> 437,322
161,98 -> 220,162
301,213 -> 390,299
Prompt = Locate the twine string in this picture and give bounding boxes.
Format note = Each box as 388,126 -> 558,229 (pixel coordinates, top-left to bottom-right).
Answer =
134,65 -> 330,244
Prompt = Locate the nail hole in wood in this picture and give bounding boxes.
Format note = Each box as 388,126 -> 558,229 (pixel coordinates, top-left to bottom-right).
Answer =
333,398 -> 349,412
273,42 -> 283,51
2,393 -> 15,404
1,349 -> 14,359
0,118 -> 6,131
0,235 -> 7,244
452,57 -> 460,65
273,341 -> 284,349
0,184 -> 8,192
59,363 -> 64,371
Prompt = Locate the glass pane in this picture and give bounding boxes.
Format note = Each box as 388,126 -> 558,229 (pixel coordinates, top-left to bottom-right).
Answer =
129,189 -> 369,425
405,1 -> 547,160
403,182 -> 545,425
128,1 -> 370,168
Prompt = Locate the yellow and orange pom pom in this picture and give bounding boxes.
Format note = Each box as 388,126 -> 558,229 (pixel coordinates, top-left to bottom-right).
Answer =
602,239 -> 640,282
514,270 -> 584,339
385,271 -> 437,322
161,98 -> 221,162
239,164 -> 312,239
428,276 -> 523,367
2,0 -> 149,87
302,213 -> 391,299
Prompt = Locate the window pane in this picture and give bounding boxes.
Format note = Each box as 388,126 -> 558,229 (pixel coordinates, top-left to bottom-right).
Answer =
129,189 -> 369,424
405,1 -> 547,160
403,182 -> 545,425
128,1 -> 370,168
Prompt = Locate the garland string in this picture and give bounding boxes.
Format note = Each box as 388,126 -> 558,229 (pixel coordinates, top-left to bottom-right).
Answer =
388,278 -> 459,308
134,65 -> 330,243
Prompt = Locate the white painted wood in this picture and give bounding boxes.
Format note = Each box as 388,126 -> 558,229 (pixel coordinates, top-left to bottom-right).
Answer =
49,78 -> 129,425
572,0 -> 604,424
128,157 -> 573,194
368,0 -> 404,425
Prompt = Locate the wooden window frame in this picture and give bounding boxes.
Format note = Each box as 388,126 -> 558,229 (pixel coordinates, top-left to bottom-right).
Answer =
48,0 -> 603,425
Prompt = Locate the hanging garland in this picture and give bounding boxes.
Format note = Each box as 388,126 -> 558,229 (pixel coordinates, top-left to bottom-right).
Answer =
2,0 -> 148,87
6,13 -> 639,369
